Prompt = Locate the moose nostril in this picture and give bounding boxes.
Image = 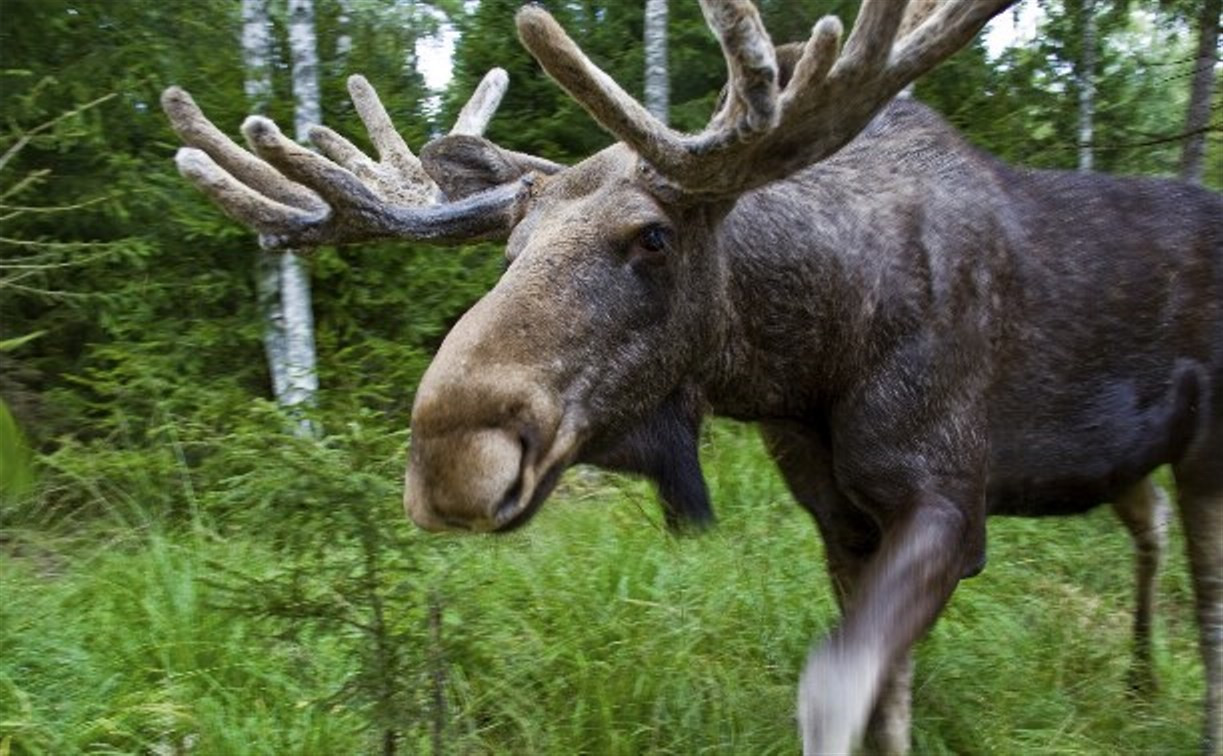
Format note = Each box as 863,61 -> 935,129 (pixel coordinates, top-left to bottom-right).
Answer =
518,426 -> 538,464
493,428 -> 535,526
494,476 -> 524,524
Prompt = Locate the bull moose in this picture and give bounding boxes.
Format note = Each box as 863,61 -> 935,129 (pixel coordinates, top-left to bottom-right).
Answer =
162,0 -> 1222,752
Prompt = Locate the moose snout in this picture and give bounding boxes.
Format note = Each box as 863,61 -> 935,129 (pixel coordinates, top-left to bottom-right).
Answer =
405,366 -> 568,532
405,424 -> 529,532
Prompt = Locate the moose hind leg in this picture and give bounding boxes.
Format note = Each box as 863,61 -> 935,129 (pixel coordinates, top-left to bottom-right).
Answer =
1174,458 -> 1223,756
1111,476 -> 1170,694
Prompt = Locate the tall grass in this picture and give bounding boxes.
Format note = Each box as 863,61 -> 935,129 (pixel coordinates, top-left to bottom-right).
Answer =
0,421 -> 1202,754
1,527 -> 365,753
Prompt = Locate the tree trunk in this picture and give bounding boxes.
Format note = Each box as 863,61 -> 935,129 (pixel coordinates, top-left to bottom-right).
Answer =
1179,0 -> 1220,184
242,0 -> 291,402
644,0 -> 669,124
335,0 -> 353,70
1078,0 -> 1096,173
285,0 -> 321,435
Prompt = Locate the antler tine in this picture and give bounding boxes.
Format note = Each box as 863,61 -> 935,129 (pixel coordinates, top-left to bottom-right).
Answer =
516,6 -> 684,168
451,67 -> 510,137
162,86 -> 326,213
163,67 -> 530,249
835,0 -> 908,78
517,1 -> 792,174
173,146 -> 323,238
244,116 -> 386,211
347,74 -> 425,184
782,16 -> 844,108
700,0 -> 779,138
887,0 -> 1015,88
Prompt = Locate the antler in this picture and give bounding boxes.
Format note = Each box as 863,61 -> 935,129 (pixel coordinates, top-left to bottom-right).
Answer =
516,0 -> 1013,198
161,69 -> 530,249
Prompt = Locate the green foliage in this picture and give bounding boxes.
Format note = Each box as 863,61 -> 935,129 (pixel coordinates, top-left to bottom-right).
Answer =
198,412 -> 441,752
1,526 -> 366,753
915,0 -> 1221,182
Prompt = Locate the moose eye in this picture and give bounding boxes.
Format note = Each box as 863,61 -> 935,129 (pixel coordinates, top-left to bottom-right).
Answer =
639,225 -> 670,253
628,224 -> 672,268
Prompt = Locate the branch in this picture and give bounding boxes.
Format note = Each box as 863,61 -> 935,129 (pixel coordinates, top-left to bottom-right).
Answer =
0,93 -> 117,173
1082,123 -> 1221,153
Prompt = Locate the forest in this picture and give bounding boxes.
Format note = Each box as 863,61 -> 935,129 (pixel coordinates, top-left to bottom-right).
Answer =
1,0 -> 1220,753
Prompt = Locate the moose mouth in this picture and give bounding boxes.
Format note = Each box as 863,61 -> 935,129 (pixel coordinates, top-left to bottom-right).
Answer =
491,459 -> 567,532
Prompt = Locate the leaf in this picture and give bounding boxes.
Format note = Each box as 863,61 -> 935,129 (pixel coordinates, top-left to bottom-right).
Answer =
0,400 -> 34,499
0,331 -> 45,352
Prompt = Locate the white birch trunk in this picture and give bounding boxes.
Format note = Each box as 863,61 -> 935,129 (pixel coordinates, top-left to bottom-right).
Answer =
242,0 -> 291,402
1077,0 -> 1096,173
1179,0 -> 1220,184
644,0 -> 669,124
242,0 -> 273,106
285,0 -> 321,435
335,0 -> 353,69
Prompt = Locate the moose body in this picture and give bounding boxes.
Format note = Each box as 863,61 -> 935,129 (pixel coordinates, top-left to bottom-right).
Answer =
163,1 -> 1223,752
718,99 -> 1220,525
713,100 -> 1221,750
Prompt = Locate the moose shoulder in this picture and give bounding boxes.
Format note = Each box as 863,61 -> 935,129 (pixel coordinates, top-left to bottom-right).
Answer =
163,0 -> 1223,753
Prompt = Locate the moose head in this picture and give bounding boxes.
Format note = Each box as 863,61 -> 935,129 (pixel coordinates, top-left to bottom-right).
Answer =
163,0 -> 1012,533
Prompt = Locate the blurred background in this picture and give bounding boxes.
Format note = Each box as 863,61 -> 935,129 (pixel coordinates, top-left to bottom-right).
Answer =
1,0 -> 1218,753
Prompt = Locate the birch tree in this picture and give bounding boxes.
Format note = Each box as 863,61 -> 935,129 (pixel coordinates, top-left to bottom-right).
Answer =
1078,0 -> 1097,172
644,0 -> 669,123
242,0 -> 292,405
1179,0 -> 1220,184
283,0 -> 321,435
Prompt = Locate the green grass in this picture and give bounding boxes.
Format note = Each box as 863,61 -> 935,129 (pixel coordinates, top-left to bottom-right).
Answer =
0,421 -> 1203,754
0,528 -> 366,754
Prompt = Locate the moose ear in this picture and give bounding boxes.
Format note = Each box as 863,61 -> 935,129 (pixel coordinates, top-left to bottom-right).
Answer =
420,134 -> 563,201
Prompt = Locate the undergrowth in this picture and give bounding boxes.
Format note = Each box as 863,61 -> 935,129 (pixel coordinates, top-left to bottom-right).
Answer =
0,421 -> 1202,754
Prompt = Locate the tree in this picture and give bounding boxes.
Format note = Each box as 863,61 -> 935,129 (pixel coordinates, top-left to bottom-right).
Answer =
282,0 -> 322,436
1179,0 -> 1220,183
644,0 -> 669,123
1079,0 -> 1098,171
244,0 -> 296,412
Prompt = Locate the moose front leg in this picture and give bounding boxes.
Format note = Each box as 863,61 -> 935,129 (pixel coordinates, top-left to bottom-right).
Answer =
824,536 -> 919,756
763,421 -> 931,755
762,422 -> 914,753
865,652 -> 914,755
822,536 -> 918,756
799,494 -> 980,755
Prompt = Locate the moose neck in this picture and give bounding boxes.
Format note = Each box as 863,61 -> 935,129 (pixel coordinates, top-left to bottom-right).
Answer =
699,189 -> 870,422
695,100 -> 977,423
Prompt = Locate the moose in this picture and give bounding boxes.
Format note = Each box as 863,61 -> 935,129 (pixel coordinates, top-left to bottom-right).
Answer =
162,0 -> 1222,752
